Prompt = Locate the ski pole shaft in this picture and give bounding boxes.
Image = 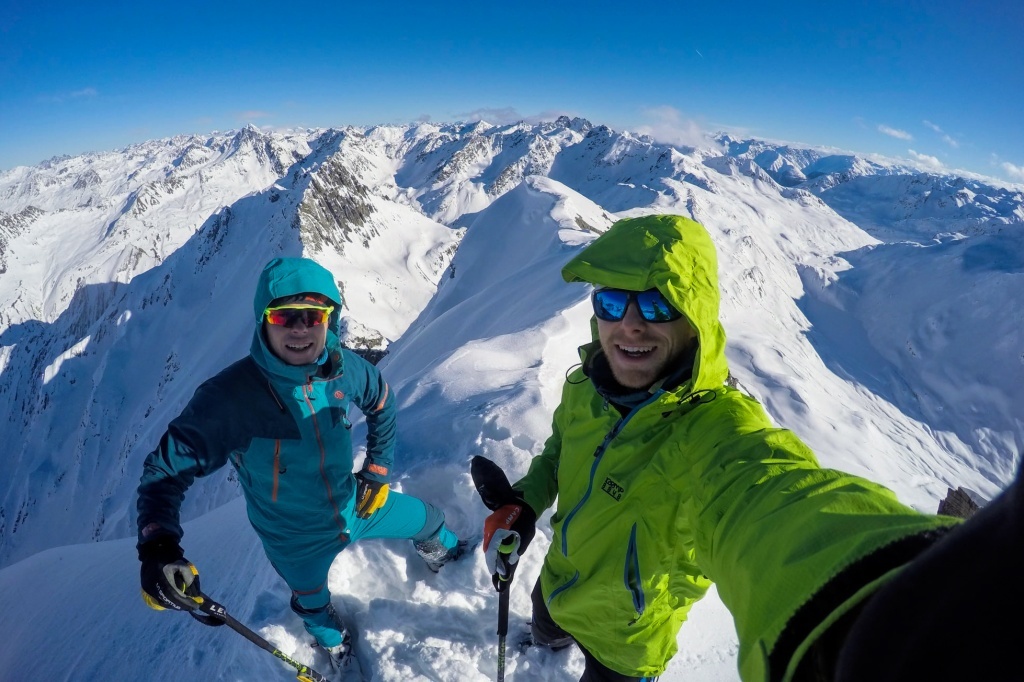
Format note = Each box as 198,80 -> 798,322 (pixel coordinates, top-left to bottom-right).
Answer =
195,594 -> 329,682
495,537 -> 516,682
496,586 -> 509,682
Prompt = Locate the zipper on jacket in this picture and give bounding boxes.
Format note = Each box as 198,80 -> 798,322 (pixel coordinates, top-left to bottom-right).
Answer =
560,441 -> 608,555
547,571 -> 580,605
624,522 -> 645,624
303,380 -> 346,535
272,440 -> 281,502
559,412 -> 630,554
560,390 -> 661,555
265,379 -> 286,411
591,384 -> 666,461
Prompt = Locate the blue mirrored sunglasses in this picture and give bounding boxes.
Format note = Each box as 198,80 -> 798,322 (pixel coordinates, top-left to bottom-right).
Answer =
591,288 -> 683,323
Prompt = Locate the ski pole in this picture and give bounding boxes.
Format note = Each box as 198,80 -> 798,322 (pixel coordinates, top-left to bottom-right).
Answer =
192,593 -> 330,682
494,537 -> 516,682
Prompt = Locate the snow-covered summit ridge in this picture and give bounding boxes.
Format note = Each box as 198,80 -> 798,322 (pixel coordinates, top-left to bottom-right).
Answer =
0,116 -> 1019,572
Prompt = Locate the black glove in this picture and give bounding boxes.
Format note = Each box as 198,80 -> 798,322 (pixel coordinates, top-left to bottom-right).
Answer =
482,502 -> 537,591
355,472 -> 390,519
472,456 -> 538,591
138,537 -> 203,612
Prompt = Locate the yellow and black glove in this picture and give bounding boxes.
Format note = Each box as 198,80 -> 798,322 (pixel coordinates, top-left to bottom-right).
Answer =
354,472 -> 390,519
138,537 -> 204,612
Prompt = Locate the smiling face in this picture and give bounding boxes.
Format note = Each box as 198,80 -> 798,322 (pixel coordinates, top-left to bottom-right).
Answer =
264,315 -> 328,365
262,293 -> 332,366
596,297 -> 698,390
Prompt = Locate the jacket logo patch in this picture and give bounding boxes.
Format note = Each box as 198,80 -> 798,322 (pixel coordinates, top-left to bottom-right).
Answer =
334,390 -> 345,399
601,477 -> 624,501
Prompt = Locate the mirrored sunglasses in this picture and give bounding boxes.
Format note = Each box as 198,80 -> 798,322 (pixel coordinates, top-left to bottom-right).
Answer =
264,304 -> 335,328
591,288 -> 682,323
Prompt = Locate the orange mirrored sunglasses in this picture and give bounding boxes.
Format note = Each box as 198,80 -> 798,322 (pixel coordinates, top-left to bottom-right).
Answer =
264,304 -> 334,328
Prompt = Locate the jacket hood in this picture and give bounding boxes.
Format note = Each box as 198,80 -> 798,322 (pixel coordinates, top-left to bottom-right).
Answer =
561,214 -> 729,391
253,257 -> 343,337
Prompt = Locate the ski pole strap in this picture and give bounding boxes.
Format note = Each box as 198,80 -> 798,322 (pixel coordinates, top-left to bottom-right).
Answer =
188,609 -> 226,627
187,594 -> 225,627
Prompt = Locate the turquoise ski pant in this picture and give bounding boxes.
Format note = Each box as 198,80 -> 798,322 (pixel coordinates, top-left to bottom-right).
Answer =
260,490 -> 452,610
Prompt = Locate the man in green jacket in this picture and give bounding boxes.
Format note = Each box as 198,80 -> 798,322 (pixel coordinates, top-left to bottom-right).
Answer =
479,215 -> 961,681
137,257 -> 465,670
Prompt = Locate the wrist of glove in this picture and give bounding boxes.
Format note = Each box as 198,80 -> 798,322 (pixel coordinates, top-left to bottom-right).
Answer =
138,537 -> 203,612
355,470 -> 390,519
483,501 -> 537,591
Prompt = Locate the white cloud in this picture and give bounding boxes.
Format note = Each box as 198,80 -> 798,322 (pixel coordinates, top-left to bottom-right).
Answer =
37,87 -> 99,104
907,149 -> 946,171
633,105 -> 712,150
923,120 -> 959,148
878,124 -> 913,141
1001,161 -> 1024,181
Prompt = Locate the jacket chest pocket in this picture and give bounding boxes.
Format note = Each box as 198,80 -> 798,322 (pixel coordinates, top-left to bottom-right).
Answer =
231,439 -> 285,500
320,384 -> 352,429
624,523 -> 646,624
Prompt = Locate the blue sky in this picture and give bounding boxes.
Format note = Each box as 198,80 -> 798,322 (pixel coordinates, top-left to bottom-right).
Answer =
2,0 -> 1022,183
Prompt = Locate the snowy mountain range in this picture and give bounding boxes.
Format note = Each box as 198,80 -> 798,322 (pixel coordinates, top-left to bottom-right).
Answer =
0,116 -> 1020,681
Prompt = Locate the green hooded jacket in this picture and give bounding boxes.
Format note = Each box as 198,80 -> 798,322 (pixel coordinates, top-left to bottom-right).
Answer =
514,215 -> 960,680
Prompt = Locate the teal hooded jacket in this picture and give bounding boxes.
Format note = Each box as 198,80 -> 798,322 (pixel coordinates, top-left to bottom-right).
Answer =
514,215 -> 961,680
137,257 -> 395,553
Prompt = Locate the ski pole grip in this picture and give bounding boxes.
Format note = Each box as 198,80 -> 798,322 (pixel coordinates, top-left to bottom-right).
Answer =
494,533 -> 520,592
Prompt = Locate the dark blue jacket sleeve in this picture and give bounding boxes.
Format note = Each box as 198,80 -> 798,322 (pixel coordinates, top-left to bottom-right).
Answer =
136,382 -> 235,544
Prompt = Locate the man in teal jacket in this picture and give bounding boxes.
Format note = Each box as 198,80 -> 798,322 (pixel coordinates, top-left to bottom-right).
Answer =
480,215 -> 962,681
137,256 -> 464,667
